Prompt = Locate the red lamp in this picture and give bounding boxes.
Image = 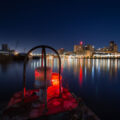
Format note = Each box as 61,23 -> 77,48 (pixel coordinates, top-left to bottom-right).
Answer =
80,41 -> 83,45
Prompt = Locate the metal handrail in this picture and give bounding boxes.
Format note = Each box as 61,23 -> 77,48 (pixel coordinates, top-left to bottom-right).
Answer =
23,45 -> 62,101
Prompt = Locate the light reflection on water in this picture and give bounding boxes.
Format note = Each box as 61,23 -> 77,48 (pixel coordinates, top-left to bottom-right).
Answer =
0,58 -> 120,119
30,58 -> 119,87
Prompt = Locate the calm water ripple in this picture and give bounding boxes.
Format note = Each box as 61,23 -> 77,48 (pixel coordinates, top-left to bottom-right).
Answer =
0,58 -> 120,120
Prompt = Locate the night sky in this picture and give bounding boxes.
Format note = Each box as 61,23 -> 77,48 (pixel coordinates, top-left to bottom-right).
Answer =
0,0 -> 120,52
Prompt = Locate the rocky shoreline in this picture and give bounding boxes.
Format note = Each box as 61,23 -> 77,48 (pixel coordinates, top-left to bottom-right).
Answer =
0,96 -> 100,120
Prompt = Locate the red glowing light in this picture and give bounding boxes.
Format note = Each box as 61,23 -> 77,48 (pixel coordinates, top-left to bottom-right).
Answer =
52,79 -> 59,86
35,70 -> 40,78
35,67 -> 52,81
47,73 -> 62,98
80,41 -> 83,45
51,73 -> 62,86
47,86 -> 60,98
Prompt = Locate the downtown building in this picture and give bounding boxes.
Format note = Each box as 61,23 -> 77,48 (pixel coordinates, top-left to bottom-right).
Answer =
96,41 -> 118,53
73,42 -> 94,58
93,41 -> 120,58
0,44 -> 16,55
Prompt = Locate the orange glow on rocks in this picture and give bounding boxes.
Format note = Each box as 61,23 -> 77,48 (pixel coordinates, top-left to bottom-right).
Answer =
51,73 -> 62,86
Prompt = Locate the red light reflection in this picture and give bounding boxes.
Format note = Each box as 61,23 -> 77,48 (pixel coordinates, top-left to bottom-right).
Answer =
79,66 -> 83,87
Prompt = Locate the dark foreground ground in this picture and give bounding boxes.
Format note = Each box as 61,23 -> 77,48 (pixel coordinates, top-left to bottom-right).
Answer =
0,96 -> 100,120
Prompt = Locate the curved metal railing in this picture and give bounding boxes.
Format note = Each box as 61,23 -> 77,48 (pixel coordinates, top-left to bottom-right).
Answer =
23,45 -> 62,103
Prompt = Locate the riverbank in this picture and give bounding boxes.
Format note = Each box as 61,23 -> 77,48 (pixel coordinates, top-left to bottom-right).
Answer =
1,54 -> 120,63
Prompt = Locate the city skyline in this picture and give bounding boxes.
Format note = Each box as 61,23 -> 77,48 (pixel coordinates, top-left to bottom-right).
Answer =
0,40 -> 119,53
0,0 -> 120,52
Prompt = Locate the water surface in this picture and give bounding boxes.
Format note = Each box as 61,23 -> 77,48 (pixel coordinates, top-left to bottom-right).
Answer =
0,58 -> 120,120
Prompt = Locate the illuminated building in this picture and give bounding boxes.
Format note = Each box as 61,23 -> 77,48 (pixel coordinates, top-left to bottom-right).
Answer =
57,48 -> 65,54
74,42 -> 94,57
109,41 -> 118,52
93,41 -> 119,58
74,42 -> 84,54
84,45 -> 94,58
0,44 -> 15,55
85,50 -> 93,58
64,51 -> 74,55
2,44 -> 9,51
96,41 -> 118,53
84,44 -> 94,51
